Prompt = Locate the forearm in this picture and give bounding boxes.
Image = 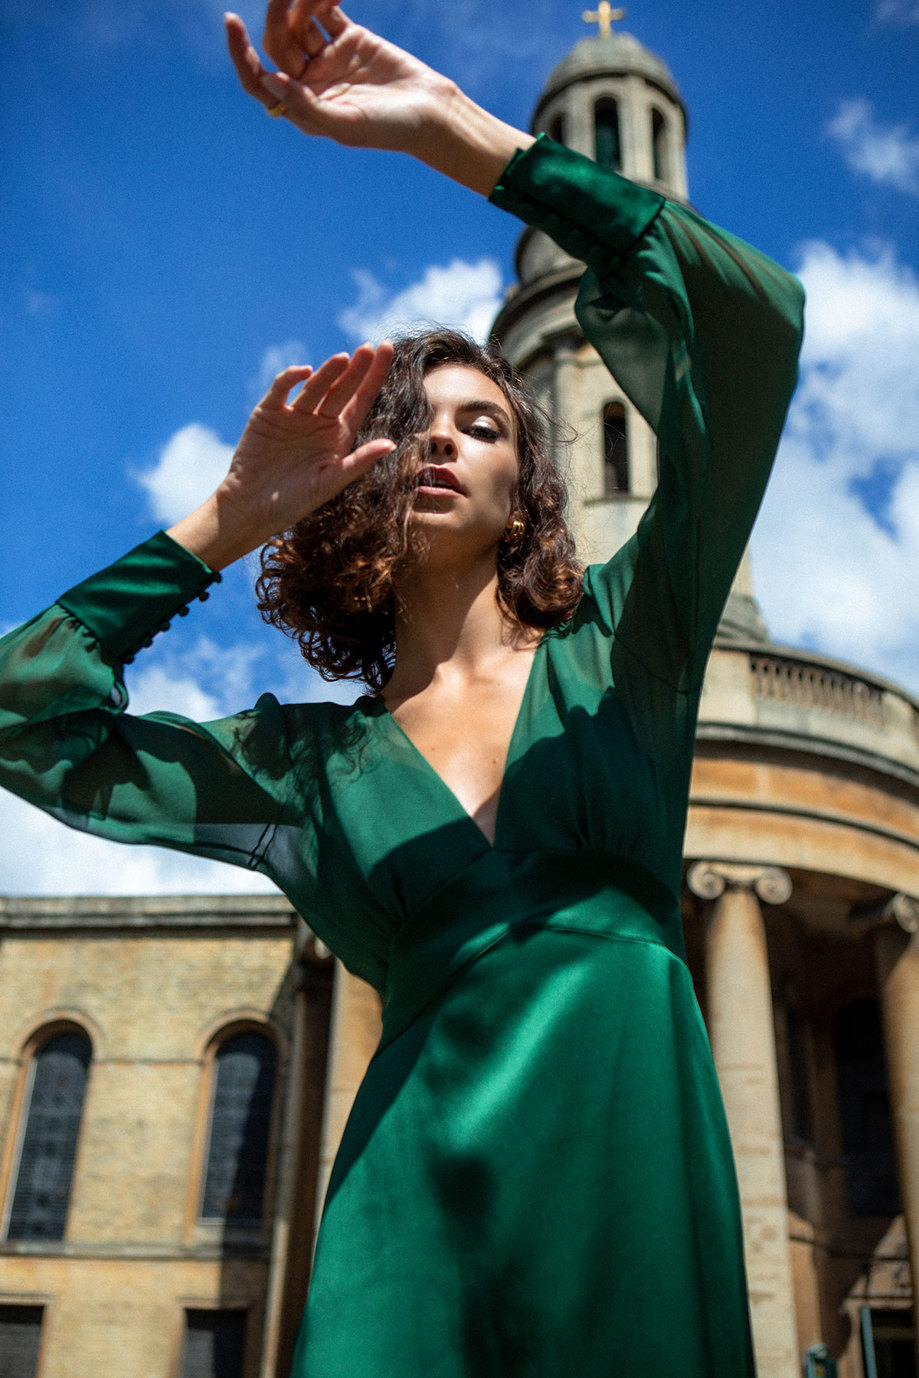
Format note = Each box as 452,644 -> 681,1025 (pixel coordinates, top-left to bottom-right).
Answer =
166,490 -> 264,573
411,80 -> 534,198
0,537 -> 288,862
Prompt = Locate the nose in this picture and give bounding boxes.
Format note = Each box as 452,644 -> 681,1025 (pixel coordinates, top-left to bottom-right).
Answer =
426,418 -> 457,459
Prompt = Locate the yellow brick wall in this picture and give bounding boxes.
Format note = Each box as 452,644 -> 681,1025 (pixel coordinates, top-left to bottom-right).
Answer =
0,905 -> 299,1378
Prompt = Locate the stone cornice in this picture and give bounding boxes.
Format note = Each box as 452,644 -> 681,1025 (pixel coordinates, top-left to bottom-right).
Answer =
694,723 -> 919,794
0,894 -> 302,932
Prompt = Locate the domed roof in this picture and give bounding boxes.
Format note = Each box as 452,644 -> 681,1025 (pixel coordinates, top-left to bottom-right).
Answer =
538,32 -> 684,109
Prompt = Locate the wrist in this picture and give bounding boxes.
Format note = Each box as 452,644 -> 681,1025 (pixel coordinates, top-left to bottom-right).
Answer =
412,83 -> 534,197
166,489 -> 265,573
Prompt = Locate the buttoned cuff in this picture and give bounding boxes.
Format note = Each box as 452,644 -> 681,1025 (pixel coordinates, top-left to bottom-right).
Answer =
57,530 -> 221,665
489,134 -> 665,274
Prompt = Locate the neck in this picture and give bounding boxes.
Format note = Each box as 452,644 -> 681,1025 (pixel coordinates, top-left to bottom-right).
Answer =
386,552 -> 527,702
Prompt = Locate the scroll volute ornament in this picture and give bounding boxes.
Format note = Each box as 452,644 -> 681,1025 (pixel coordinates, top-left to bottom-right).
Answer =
686,861 -> 792,906
887,893 -> 919,935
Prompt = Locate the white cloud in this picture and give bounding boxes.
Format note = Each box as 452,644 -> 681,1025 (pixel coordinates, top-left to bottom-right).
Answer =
130,636 -> 263,720
135,423 -> 234,526
338,257 -> 506,345
827,99 -> 919,197
129,664 -> 224,722
0,790 -> 276,897
752,240 -> 919,693
875,0 -> 919,23
252,340 -> 310,399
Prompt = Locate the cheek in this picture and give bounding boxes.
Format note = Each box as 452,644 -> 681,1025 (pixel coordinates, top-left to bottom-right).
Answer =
495,451 -> 520,507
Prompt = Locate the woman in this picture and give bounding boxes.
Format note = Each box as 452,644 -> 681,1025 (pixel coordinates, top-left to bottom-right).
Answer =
0,3 -> 804,1374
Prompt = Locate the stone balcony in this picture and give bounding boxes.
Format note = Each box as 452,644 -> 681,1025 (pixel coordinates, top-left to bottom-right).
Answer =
690,641 -> 919,904
699,640 -> 919,787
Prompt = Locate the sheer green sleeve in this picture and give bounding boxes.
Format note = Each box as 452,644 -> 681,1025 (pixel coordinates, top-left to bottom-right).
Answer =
490,136 -> 805,696
0,532 -> 296,873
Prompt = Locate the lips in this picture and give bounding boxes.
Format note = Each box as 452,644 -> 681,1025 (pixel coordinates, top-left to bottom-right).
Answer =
414,465 -> 463,494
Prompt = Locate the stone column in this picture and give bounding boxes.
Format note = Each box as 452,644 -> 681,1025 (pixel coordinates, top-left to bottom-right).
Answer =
687,861 -> 798,1378
875,894 -> 919,1378
313,960 -> 383,1241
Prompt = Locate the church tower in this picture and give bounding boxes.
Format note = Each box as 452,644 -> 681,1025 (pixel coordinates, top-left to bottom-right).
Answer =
491,4 -> 766,639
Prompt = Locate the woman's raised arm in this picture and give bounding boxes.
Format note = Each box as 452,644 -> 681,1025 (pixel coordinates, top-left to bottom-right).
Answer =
224,4 -> 534,196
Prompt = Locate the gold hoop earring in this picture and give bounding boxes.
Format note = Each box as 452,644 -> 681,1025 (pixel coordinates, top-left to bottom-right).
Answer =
504,518 -> 525,544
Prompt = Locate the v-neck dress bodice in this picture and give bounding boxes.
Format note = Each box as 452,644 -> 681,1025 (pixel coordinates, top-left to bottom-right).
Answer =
0,138 -> 804,1377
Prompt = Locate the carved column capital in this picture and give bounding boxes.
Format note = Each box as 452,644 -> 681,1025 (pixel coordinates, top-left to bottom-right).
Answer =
886,893 -> 919,935
300,931 -> 333,965
686,860 -> 792,906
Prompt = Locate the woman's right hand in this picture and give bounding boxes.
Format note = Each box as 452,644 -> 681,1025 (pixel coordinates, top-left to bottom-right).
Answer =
167,341 -> 394,571
225,4 -> 533,197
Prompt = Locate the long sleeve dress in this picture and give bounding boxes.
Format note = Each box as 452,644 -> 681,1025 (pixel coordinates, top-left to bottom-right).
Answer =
0,137 -> 804,1377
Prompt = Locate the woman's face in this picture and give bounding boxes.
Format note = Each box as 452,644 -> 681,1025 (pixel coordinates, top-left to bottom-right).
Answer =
411,364 -> 520,559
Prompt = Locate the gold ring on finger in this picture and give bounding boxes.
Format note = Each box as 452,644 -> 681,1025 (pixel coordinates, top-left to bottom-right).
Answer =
267,100 -> 287,118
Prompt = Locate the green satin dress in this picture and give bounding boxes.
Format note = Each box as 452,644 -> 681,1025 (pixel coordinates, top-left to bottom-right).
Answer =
0,138 -> 804,1375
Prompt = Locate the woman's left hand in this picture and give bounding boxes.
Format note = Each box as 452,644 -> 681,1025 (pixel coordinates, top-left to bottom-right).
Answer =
224,3 -> 533,196
225,3 -> 451,158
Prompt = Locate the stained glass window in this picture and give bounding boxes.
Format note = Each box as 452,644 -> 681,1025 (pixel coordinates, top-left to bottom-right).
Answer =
6,1031 -> 91,1241
200,1031 -> 277,1223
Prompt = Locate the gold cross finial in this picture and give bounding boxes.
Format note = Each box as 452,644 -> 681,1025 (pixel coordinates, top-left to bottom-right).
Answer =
582,2 -> 626,37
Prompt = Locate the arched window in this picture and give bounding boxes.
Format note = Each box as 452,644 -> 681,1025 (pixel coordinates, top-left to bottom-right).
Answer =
603,402 -> 629,495
547,112 -> 567,146
833,999 -> 900,1217
594,99 -> 622,171
5,1030 -> 91,1241
651,108 -> 669,183
200,1031 -> 278,1224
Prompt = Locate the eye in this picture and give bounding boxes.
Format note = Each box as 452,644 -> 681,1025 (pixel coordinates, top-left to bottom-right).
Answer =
467,422 -> 501,442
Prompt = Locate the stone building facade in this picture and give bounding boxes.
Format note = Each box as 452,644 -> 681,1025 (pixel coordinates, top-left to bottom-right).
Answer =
1,16 -> 917,1378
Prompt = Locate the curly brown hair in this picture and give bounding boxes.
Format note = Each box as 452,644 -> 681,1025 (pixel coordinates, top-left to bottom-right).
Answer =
256,329 -> 583,691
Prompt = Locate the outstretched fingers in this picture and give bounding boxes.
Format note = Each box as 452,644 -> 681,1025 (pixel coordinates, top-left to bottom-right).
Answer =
262,0 -> 309,76
261,364 -> 314,407
290,0 -> 340,54
340,341 -> 394,431
293,343 -> 392,424
225,12 -> 281,110
290,353 -> 352,414
317,4 -> 349,39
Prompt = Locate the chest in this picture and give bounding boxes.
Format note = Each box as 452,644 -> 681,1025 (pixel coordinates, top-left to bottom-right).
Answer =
386,654 -> 537,845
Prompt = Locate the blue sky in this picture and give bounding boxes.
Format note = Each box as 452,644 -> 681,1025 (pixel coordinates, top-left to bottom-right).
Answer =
2,0 -> 919,892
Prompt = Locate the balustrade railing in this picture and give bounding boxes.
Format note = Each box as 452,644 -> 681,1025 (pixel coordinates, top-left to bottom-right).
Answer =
750,654 -> 887,728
